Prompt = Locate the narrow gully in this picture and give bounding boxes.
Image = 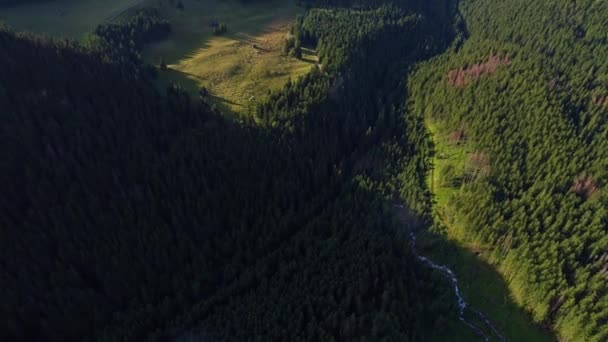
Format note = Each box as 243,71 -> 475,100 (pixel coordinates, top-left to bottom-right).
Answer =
395,204 -> 505,341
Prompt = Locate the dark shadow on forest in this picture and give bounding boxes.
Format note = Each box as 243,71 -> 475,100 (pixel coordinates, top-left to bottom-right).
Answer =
160,1 -> 544,340
207,93 -> 242,107
156,67 -> 200,98
168,0 -> 553,340
206,93 -> 242,119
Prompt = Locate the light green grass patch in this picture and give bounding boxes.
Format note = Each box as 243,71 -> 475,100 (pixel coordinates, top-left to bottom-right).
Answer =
419,229 -> 555,342
144,0 -> 316,115
0,0 -> 144,39
428,121 -> 471,211
426,119 -> 556,341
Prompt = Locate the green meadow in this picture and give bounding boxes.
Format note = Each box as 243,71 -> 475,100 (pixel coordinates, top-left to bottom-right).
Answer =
142,0 -> 316,114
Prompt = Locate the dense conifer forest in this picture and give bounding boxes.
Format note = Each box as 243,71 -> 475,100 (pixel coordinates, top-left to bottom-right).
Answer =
2,0 -> 607,340
1,0 -> 460,341
410,0 -> 608,340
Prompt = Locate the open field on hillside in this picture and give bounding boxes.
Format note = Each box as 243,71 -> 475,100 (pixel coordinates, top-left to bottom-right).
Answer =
144,0 -> 316,115
0,0 -> 144,39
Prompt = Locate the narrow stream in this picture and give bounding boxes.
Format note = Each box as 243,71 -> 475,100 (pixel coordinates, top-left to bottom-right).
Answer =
395,204 -> 505,341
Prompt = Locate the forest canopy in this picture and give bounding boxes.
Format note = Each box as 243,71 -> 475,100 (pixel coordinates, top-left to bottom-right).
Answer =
0,0 -> 459,341
409,0 -> 608,340
1,0 -> 607,340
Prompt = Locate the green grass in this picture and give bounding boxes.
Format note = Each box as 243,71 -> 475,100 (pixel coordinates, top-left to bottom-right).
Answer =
0,0 -> 144,39
420,231 -> 555,342
1,0 -> 314,116
425,121 -> 556,341
144,0 -> 316,115
427,121 -> 472,210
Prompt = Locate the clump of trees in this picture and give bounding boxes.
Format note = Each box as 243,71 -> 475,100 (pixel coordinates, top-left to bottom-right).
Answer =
289,45 -> 302,59
95,8 -> 171,48
211,22 -> 227,35
92,7 -> 171,68
282,35 -> 302,59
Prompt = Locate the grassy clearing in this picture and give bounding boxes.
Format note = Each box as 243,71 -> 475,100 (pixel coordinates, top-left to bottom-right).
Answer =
427,121 -> 472,211
1,0 -> 314,116
425,122 -> 556,341
0,0 -> 143,39
144,0 -> 316,115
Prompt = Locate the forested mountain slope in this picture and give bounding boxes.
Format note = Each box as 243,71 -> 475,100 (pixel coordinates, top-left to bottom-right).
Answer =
5,0 -> 605,340
409,0 -> 608,340
0,1 -> 461,341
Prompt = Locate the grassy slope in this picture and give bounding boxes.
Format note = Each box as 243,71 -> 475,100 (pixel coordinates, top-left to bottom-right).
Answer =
424,123 -> 556,341
143,0 -> 315,115
0,0 -> 142,39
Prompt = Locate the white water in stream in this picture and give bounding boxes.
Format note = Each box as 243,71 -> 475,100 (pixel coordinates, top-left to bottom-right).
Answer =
395,204 -> 506,341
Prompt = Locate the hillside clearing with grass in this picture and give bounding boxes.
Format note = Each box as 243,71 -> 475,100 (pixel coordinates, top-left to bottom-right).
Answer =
144,0 -> 315,115
423,123 -> 556,341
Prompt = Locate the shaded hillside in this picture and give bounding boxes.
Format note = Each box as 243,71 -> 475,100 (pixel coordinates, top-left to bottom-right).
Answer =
0,0 -> 460,340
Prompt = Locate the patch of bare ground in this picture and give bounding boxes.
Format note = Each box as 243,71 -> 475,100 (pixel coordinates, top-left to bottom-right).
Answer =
592,95 -> 608,107
599,253 -> 608,280
448,54 -> 512,87
464,152 -> 490,181
448,127 -> 466,145
570,173 -> 600,199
